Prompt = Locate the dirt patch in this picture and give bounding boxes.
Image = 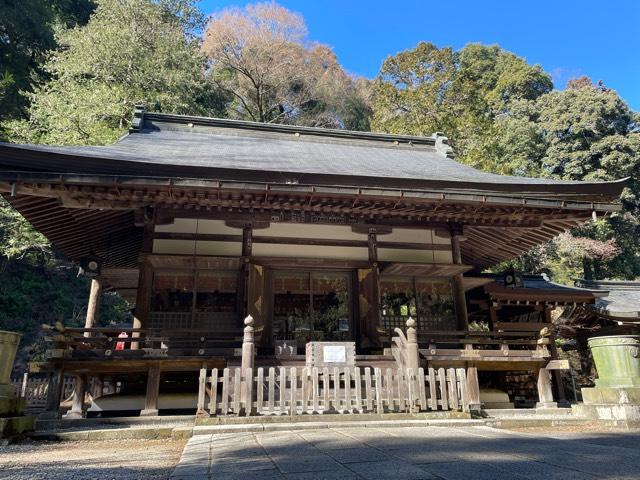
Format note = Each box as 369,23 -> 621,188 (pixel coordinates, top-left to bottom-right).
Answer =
0,438 -> 187,480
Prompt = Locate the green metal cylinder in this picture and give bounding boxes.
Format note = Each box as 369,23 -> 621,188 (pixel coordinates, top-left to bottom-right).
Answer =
0,330 -> 21,385
588,335 -> 640,388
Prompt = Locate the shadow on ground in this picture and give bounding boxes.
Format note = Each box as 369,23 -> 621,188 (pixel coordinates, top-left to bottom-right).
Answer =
171,426 -> 640,480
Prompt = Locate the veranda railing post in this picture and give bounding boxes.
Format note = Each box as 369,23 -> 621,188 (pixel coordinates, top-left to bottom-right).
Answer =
241,315 -> 255,407
405,317 -> 420,372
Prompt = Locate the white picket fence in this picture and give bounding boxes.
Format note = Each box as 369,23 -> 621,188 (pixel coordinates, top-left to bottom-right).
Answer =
198,366 -> 468,416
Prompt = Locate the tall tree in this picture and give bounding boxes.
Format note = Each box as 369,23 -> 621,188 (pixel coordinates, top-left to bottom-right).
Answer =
4,0 -> 222,145
371,43 -> 640,281
202,2 -> 370,129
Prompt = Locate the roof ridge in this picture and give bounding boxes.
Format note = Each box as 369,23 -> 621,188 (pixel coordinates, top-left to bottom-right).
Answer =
131,106 -> 441,148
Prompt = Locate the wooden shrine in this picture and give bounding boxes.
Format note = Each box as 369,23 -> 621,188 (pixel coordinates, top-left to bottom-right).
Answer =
0,107 -> 626,417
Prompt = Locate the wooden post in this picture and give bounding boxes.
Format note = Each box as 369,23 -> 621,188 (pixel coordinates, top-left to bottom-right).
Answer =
20,372 -> 28,398
89,375 -> 104,399
241,315 -> 255,409
536,367 -> 557,408
84,278 -> 102,337
39,365 -> 64,419
545,308 -> 567,406
132,260 -> 152,350
197,367 -> 209,418
357,266 -> 381,348
450,227 -> 469,330
241,315 -> 255,373
465,366 -> 482,414
405,317 -> 419,372
133,218 -> 154,350
64,375 -> 87,419
141,362 -> 161,416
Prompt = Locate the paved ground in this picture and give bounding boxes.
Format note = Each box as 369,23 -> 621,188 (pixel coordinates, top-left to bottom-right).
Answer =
171,426 -> 640,480
0,438 -> 186,479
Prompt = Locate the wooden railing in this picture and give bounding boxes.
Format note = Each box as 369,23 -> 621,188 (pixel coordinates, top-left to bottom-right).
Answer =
197,366 -> 468,417
43,324 -> 243,360
382,315 -> 457,334
418,329 -> 550,361
11,375 -> 76,413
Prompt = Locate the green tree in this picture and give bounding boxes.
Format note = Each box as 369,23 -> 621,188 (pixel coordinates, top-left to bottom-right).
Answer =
371,43 -> 553,173
0,0 -> 95,131
4,0 -> 223,145
372,43 -> 639,281
528,80 -> 640,279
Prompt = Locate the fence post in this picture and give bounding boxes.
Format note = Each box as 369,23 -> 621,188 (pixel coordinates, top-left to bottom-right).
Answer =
241,315 -> 255,407
406,317 -> 419,372
21,372 -> 28,398
197,367 -> 209,418
465,366 -> 482,415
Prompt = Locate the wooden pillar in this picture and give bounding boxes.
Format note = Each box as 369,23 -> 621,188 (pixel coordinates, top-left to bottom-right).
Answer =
536,367 -> 557,408
544,308 -> 567,405
450,227 -> 469,330
132,218 -> 154,349
84,278 -> 102,337
405,317 -> 419,372
39,365 -> 64,419
64,375 -> 87,419
141,362 -> 161,416
90,375 -> 104,399
132,260 -> 152,350
357,228 -> 381,348
465,365 -> 482,414
488,305 -> 498,331
367,231 -> 378,264
237,226 -> 252,322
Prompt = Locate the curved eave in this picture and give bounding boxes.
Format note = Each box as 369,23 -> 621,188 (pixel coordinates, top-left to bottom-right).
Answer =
0,143 -> 628,204
0,169 -> 624,213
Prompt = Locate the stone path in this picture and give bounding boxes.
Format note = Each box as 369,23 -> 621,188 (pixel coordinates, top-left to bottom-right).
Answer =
170,426 -> 640,480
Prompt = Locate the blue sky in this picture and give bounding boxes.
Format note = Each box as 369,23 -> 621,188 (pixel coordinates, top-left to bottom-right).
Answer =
200,0 -> 640,111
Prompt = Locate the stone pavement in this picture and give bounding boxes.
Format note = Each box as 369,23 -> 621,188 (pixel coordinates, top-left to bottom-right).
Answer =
170,425 -> 640,480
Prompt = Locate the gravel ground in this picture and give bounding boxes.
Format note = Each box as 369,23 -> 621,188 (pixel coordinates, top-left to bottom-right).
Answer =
507,423 -> 640,434
0,438 -> 186,480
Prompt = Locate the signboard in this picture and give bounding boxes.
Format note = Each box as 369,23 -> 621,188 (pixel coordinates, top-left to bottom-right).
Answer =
306,341 -> 356,368
323,345 -> 346,363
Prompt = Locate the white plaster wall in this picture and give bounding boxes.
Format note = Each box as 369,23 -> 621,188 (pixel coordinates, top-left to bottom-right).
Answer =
154,219 -> 239,235
258,223 -> 365,240
252,243 -> 368,260
153,239 -> 242,256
